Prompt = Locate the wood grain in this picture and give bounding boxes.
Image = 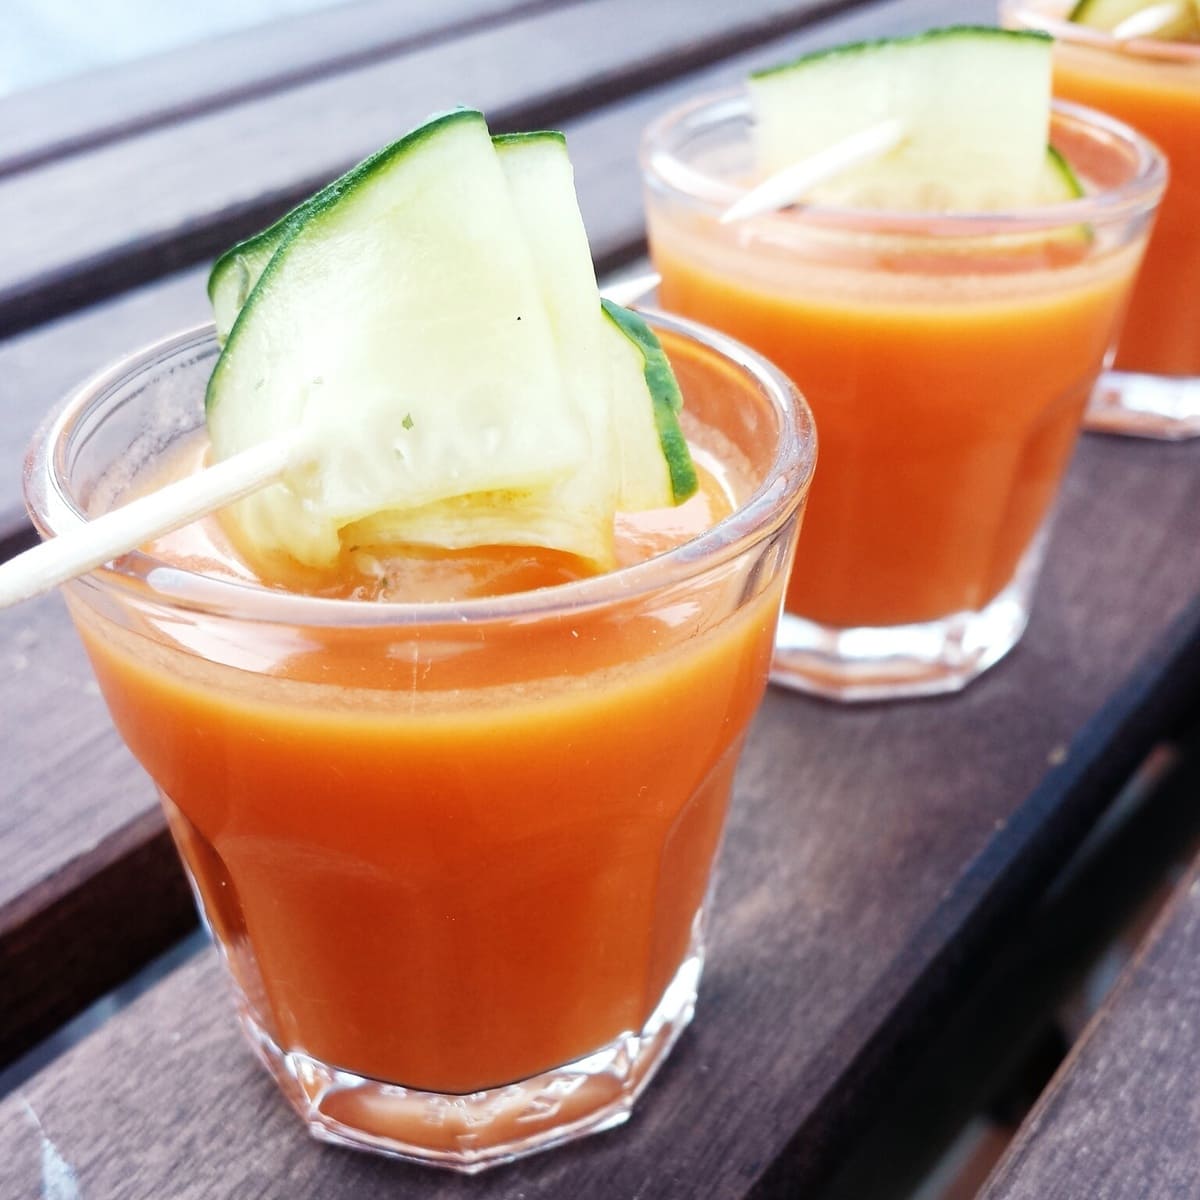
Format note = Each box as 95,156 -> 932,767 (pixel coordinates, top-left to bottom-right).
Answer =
0,0 -> 824,1062
0,0 -> 560,178
0,4 -> 999,1062
0,809 -> 193,1067
980,864 -> 1200,1200
0,430 -> 1198,1196
2,0 -> 1198,1189
0,0 -> 869,338
0,267 -> 210,545
0,0 -> 995,546
0,593 -> 194,1063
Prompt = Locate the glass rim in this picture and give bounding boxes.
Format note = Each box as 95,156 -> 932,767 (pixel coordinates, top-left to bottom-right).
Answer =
24,310 -> 816,628
640,91 -> 1167,236
1001,0 -> 1200,63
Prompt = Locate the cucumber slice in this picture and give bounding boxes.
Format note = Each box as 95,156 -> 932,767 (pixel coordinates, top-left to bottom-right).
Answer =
494,130 -> 617,561
343,140 -> 697,566
209,216 -> 293,346
207,109 -> 593,569
207,143 -> 394,345
1069,0 -> 1200,38
208,112 -> 698,571
602,300 -> 697,509
495,136 -> 695,512
1040,145 -> 1085,203
347,130 -> 619,566
748,27 -> 1054,211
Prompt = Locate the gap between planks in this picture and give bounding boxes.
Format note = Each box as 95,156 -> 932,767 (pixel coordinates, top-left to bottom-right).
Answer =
0,0 -> 881,340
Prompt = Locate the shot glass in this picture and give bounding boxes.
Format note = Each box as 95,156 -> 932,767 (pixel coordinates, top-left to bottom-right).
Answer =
1004,0 -> 1200,438
23,311 -> 814,1171
643,95 -> 1164,701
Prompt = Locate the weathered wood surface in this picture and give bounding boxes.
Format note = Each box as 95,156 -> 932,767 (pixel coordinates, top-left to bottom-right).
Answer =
3,0 -> 1200,1190
0,0 -> 562,178
0,0 -> 1017,1068
1,428 -> 1198,1194
0,267 -> 209,542
0,0 -> 993,543
980,863 -> 1200,1200
0,592 -> 195,1064
0,0 -> 870,340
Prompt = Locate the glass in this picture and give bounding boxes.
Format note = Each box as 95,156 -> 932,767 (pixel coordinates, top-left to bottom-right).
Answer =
23,312 -> 815,1171
643,95 -> 1164,701
1004,0 -> 1200,439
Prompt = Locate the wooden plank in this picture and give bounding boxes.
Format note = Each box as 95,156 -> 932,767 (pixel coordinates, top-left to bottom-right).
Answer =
979,863 -> 1200,1200
805,729 -> 1200,1200
0,0 -> 558,178
0,0 -> 869,339
2,0 -> 1190,1185
0,0 -> 933,1070
0,0 -> 1153,1092
0,0 -> 994,545
0,267 -> 210,544
0,593 -> 195,1064
0,427 -> 1198,1194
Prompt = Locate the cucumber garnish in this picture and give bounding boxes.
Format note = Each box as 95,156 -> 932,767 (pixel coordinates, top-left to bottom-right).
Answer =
602,300 -> 697,508
206,111 -> 697,572
748,27 -> 1056,212
1068,0 -> 1200,38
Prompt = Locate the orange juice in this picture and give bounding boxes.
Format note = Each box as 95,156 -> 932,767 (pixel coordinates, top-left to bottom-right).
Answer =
26,314 -> 814,1168
74,452 -> 760,1097
1054,48 -> 1200,376
74,549 -> 775,1093
643,96 -> 1162,698
1004,1 -> 1200,379
654,234 -> 1136,630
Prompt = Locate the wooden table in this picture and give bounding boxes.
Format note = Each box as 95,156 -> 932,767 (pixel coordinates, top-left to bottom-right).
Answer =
980,862 -> 1200,1200
1,1 -> 1198,1196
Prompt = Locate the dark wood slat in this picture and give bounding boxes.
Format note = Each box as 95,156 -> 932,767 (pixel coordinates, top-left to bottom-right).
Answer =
0,0 -> 994,1073
0,0 -> 565,180
0,810 -> 194,1068
562,0 -> 1001,269
1,428 -> 1198,1196
810,729 -> 1200,1200
4,0 -> 1195,1190
0,594 -> 196,1063
0,0 -> 870,339
0,0 -> 993,546
0,266 -> 210,546
0,0 -> 1180,1137
980,861 -> 1200,1200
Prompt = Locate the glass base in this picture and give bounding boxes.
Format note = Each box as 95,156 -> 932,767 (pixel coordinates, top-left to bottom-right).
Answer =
771,535 -> 1045,702
232,915 -> 706,1173
1086,370 -> 1200,441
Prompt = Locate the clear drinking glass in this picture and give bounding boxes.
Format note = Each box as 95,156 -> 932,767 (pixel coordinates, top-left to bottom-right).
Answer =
1003,0 -> 1200,439
23,312 -> 814,1171
643,95 -> 1164,701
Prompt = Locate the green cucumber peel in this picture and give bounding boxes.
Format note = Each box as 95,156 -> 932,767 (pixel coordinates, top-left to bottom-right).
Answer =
601,299 -> 698,505
207,107 -> 482,413
208,108 -> 480,345
750,25 -> 1051,81
1044,145 -> 1085,199
491,130 -> 566,148
210,124 -> 573,346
